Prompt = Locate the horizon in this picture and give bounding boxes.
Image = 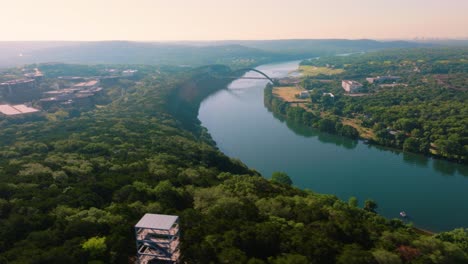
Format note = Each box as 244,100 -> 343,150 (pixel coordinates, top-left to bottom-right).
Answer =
2,0 -> 467,41
0,37 -> 467,43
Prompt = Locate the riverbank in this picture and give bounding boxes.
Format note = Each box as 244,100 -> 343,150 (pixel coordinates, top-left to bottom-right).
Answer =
264,84 -> 360,139
199,60 -> 468,231
266,81 -> 467,165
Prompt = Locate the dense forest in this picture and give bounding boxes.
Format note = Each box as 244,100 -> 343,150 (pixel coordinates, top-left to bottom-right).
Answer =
267,48 -> 467,163
0,63 -> 467,264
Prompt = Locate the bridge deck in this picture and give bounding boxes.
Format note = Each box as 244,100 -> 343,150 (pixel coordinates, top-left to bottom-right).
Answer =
229,77 -> 270,79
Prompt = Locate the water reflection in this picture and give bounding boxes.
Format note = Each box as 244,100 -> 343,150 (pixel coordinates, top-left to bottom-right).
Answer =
224,88 -> 243,99
403,152 -> 430,169
365,143 -> 402,155
316,133 -> 358,149
268,107 -> 358,149
363,139 -> 466,177
457,165 -> 468,177
433,159 -> 457,176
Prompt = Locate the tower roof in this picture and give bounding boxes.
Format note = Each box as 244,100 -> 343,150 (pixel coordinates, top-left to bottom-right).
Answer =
135,213 -> 178,230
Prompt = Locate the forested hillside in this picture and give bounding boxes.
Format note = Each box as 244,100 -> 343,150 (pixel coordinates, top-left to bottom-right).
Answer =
0,64 -> 467,263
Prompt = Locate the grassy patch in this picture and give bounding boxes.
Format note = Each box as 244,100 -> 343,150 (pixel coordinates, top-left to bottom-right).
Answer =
273,86 -> 309,103
298,65 -> 344,76
342,117 -> 375,140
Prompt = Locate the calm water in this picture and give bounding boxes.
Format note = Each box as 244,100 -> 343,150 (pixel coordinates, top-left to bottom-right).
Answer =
198,60 -> 468,232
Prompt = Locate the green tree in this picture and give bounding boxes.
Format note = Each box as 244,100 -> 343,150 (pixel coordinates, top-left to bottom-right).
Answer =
436,228 -> 468,252
341,125 -> 359,139
403,137 -> 420,152
337,244 -> 376,264
82,236 -> 107,258
364,199 -> 378,213
271,172 -> 293,186
348,196 -> 358,208
372,249 -> 402,264
269,254 -> 309,264
218,248 -> 247,264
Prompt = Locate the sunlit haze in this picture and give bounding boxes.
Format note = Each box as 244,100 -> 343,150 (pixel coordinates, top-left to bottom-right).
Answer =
2,0 -> 467,41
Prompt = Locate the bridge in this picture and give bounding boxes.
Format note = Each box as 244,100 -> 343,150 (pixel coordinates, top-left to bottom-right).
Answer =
231,68 -> 276,84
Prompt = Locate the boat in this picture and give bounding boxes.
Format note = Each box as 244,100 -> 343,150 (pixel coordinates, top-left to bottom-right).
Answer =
400,211 -> 407,218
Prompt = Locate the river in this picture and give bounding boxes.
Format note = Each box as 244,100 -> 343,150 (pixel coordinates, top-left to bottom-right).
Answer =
198,60 -> 468,232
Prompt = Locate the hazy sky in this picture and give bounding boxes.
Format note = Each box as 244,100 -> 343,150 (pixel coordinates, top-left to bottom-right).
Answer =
1,0 -> 467,41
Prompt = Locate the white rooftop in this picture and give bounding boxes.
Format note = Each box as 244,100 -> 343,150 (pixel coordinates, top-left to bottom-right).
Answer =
135,213 -> 178,230
12,104 -> 39,114
0,105 -> 21,115
0,104 -> 39,115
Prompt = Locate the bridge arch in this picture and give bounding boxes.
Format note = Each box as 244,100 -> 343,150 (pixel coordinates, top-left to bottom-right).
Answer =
234,68 -> 275,83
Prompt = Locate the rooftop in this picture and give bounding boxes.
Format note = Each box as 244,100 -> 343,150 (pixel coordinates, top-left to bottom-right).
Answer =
135,214 -> 178,230
12,104 -> 40,114
0,104 -> 39,115
0,79 -> 35,86
74,80 -> 99,87
0,105 -> 21,115
343,80 -> 362,85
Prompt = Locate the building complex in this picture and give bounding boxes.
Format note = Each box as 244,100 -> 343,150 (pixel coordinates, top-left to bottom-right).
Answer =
341,80 -> 363,93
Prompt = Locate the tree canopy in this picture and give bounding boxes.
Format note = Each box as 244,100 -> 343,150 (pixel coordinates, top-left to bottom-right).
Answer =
0,61 -> 466,263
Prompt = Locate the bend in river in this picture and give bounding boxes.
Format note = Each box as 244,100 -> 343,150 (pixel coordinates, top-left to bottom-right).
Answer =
198,60 -> 468,232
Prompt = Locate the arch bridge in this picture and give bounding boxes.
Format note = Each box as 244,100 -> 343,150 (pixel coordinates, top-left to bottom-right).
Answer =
231,68 -> 276,84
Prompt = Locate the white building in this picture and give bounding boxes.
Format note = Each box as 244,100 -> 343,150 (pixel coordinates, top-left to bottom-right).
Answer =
342,80 -> 363,93
122,69 -> 138,77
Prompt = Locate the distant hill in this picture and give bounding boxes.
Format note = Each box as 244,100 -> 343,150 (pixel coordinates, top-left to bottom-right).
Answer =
0,41 -> 279,68
413,39 -> 468,46
231,39 -> 432,55
0,39 -> 433,68
0,42 -> 80,66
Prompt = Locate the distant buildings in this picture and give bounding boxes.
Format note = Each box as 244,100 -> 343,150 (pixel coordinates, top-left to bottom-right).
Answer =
0,69 -> 44,95
40,79 -> 102,105
0,79 -> 36,93
323,92 -> 335,98
57,76 -> 87,82
379,83 -> 408,88
23,68 -> 44,81
73,80 -> 100,89
0,78 -> 40,103
122,69 -> 138,77
0,104 -> 39,116
366,76 -> 401,84
342,80 -> 363,93
104,69 -> 118,73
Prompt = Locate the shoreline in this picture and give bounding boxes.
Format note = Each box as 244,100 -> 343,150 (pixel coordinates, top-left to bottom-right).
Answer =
269,80 -> 468,166
413,227 -> 435,236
